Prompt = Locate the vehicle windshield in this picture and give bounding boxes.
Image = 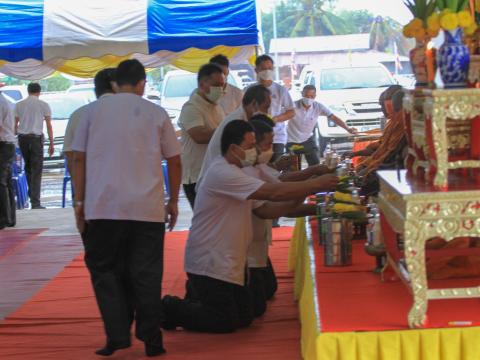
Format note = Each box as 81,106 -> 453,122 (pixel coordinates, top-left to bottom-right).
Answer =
2,90 -> 23,101
44,96 -> 89,119
320,67 -> 395,90
164,74 -> 197,98
164,73 -> 239,97
68,87 -> 96,101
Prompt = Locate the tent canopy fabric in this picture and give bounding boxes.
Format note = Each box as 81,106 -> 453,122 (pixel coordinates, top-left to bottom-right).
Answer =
0,0 -> 259,79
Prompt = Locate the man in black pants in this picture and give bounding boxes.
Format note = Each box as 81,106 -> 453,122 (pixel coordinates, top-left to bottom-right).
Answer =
162,120 -> 338,333
0,92 -> 16,229
14,83 -> 54,209
72,60 -> 181,357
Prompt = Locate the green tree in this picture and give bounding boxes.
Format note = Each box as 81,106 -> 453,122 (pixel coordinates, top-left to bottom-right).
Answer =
335,9 -> 375,33
369,16 -> 412,55
261,0 -> 350,52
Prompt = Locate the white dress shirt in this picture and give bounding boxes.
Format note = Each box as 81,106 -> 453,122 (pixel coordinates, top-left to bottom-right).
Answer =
288,99 -> 333,144
184,156 -> 265,285
0,94 -> 16,143
72,93 -> 181,222
14,95 -> 51,135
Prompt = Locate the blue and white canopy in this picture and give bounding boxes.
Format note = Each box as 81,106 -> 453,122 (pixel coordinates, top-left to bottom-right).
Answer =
0,0 -> 260,79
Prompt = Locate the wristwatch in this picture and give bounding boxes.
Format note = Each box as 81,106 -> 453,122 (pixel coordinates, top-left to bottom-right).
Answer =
73,200 -> 84,208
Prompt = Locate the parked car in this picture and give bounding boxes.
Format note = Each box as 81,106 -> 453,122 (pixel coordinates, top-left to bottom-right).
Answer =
0,85 -> 28,101
159,69 -> 244,129
40,92 -> 91,168
291,62 -> 396,152
380,60 -> 415,89
66,83 -> 162,107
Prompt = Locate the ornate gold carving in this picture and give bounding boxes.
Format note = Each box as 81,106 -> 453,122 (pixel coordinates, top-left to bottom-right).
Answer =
421,89 -> 480,187
379,172 -> 480,328
428,287 -> 480,300
468,55 -> 480,84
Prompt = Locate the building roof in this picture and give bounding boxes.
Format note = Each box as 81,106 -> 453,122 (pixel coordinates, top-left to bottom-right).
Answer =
269,34 -> 371,54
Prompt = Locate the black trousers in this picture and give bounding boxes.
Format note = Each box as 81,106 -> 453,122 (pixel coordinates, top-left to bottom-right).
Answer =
265,257 -> 278,300
287,135 -> 320,167
176,273 -> 253,333
248,267 -> 268,317
182,183 -> 196,210
18,134 -> 43,207
84,220 -> 165,346
271,143 -> 285,163
0,142 -> 16,228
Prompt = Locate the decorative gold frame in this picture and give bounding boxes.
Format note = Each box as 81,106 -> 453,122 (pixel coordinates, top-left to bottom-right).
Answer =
378,170 -> 480,328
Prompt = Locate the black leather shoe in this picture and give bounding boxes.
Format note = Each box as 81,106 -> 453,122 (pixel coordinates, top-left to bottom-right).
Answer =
161,295 -> 181,330
95,341 -> 131,356
145,344 -> 166,357
31,205 -> 46,209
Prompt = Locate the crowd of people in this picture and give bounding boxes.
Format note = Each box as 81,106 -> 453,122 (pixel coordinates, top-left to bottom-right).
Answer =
0,54 -> 410,357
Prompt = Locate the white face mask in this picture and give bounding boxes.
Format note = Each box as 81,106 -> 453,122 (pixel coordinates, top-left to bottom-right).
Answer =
257,69 -> 274,81
206,86 -> 224,103
234,146 -> 257,167
257,148 -> 273,164
302,98 -> 314,107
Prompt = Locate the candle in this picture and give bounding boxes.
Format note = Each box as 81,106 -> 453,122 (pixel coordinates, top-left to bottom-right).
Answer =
426,41 -> 435,84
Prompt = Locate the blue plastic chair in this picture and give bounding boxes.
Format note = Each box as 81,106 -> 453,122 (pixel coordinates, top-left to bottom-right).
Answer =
62,159 -> 74,208
11,148 -> 28,209
162,160 -> 169,197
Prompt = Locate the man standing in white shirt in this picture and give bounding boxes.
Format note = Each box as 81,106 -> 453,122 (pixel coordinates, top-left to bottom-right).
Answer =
162,120 -> 338,333
197,84 -> 271,185
0,92 -> 16,229
72,59 -> 181,357
255,55 -> 295,162
287,85 -> 355,166
63,68 -> 116,176
178,63 -> 225,209
14,83 -> 53,209
210,54 -> 243,115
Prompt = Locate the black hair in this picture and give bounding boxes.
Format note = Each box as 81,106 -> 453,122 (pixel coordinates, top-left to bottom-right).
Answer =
27,83 -> 41,94
249,117 -> 274,143
379,84 -> 402,115
392,90 -> 404,113
303,84 -> 316,92
249,113 -> 275,128
94,68 -> 116,98
255,54 -> 274,67
210,54 -> 229,67
242,84 -> 270,107
221,120 -> 255,155
197,63 -> 224,84
116,59 -> 146,87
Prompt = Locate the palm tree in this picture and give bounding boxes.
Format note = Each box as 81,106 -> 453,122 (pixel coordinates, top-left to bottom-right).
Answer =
278,0 -> 350,37
369,16 -> 413,55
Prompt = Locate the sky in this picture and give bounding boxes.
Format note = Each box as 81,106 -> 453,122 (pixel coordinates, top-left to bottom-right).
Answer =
257,0 -> 413,25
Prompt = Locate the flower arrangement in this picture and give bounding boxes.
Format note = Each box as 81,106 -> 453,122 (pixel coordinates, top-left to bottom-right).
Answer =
403,0 -> 439,41
331,181 -> 366,221
430,0 -> 477,34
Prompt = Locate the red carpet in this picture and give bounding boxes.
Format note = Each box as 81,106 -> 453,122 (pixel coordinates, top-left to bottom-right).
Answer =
314,240 -> 480,332
0,228 -> 300,360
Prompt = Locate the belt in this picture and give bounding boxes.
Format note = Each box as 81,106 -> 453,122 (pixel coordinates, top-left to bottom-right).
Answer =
0,141 -> 15,145
18,133 -> 42,138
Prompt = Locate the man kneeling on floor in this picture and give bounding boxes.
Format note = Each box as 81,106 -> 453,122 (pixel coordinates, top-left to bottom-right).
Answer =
162,120 -> 338,333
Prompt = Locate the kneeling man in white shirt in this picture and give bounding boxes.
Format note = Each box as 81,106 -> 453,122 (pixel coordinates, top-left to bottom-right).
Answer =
162,120 -> 338,333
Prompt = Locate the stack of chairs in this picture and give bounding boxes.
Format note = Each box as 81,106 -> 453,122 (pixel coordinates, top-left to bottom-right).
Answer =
11,147 -> 28,209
